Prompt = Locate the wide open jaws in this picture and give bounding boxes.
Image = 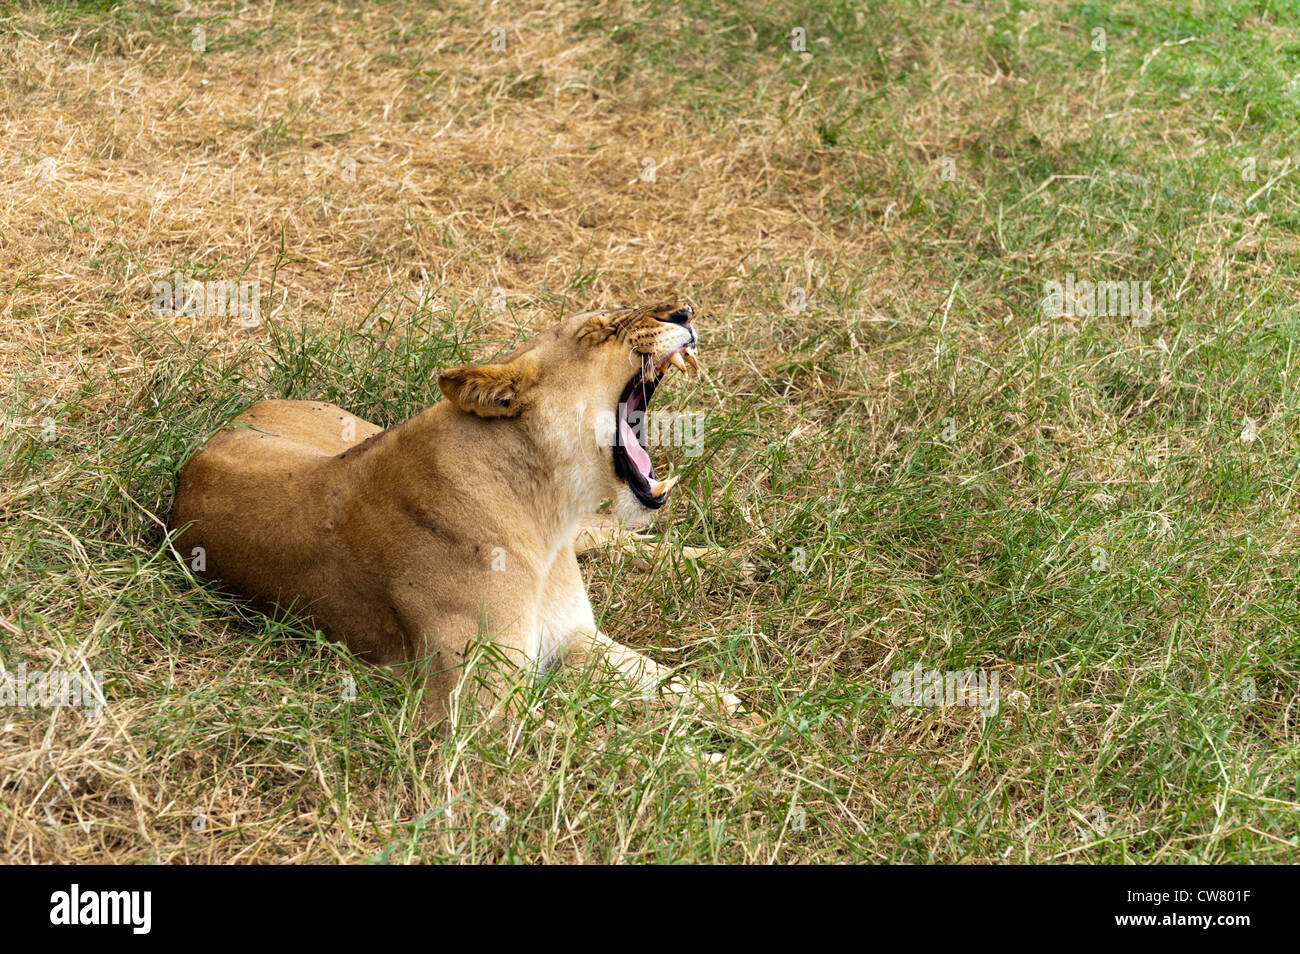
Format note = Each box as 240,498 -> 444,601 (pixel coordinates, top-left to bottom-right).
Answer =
612,343 -> 699,508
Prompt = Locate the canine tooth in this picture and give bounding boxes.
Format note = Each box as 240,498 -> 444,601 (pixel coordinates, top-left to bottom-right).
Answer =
669,352 -> 689,373
649,474 -> 681,497
683,350 -> 700,372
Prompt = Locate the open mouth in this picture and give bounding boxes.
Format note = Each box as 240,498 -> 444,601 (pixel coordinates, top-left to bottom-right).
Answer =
613,342 -> 699,508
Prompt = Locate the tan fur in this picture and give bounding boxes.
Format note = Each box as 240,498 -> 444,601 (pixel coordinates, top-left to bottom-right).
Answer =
169,302 -> 744,724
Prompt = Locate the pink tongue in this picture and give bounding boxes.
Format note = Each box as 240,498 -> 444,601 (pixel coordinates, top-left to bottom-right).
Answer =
620,419 -> 652,477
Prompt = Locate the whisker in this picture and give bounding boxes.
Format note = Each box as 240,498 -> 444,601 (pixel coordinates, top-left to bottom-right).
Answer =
640,354 -> 652,408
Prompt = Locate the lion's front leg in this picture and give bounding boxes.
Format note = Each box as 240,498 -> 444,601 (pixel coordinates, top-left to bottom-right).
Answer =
563,630 -> 746,718
573,514 -> 726,563
573,514 -> 646,553
556,535 -> 749,719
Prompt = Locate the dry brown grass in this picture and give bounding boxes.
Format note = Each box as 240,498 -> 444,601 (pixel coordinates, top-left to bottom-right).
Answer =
0,1 -> 885,393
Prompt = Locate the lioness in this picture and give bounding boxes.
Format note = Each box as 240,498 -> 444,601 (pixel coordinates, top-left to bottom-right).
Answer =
169,301 -> 744,723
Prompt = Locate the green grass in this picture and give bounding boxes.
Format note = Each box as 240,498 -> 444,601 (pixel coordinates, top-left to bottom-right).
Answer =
1,0 -> 1298,862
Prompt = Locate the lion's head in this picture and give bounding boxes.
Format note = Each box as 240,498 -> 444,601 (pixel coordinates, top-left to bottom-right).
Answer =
437,301 -> 700,525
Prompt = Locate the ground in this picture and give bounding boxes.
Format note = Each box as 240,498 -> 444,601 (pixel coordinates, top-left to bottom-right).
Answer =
1,0 -> 1297,863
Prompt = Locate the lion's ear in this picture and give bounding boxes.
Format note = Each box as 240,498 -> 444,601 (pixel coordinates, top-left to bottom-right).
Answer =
437,355 -> 538,418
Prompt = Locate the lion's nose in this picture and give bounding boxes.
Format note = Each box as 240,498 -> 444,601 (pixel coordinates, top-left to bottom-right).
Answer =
660,305 -> 693,325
